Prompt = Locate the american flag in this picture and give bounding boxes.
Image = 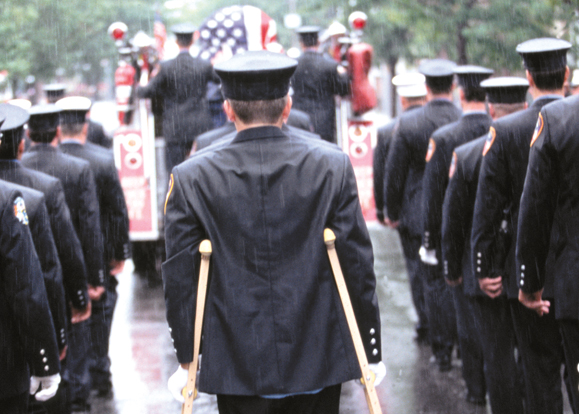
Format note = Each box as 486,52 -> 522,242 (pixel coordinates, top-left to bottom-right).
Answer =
197,5 -> 278,61
154,12 -> 167,61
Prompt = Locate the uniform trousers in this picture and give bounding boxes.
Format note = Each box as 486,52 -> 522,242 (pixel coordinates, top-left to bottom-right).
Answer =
510,300 -> 564,414
470,296 -> 523,414
2,392 -> 28,414
68,318 -> 91,406
451,286 -> 485,400
397,229 -> 429,337
423,262 -> 456,362
559,319 -> 579,414
89,276 -> 118,391
216,384 -> 341,414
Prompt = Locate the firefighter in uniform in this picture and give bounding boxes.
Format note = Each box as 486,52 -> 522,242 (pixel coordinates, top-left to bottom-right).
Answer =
420,65 -> 492,397
373,73 -> 427,226
384,59 -> 461,368
0,179 -> 62,413
290,26 -> 350,143
163,51 -> 384,413
138,23 -> 215,174
471,38 -> 571,414
441,77 -> 529,413
517,92 -> 579,414
55,96 -> 130,406
22,104 -> 102,413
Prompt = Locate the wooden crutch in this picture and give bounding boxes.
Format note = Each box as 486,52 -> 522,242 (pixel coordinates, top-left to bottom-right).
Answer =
324,229 -> 382,414
181,240 -> 212,414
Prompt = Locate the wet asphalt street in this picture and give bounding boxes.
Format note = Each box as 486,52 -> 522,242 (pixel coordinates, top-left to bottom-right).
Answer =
90,222 -> 572,414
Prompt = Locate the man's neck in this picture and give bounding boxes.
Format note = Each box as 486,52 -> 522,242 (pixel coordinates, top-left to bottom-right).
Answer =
234,120 -> 284,132
60,134 -> 86,145
461,101 -> 487,113
530,87 -> 564,100
429,92 -> 453,102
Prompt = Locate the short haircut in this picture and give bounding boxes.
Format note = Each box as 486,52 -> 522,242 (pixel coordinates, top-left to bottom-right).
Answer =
300,37 -> 318,48
29,129 -> 58,144
462,87 -> 486,103
529,68 -> 566,91
228,96 -> 288,125
490,102 -> 526,118
60,122 -> 85,136
176,35 -> 193,48
0,128 -> 23,159
425,76 -> 454,94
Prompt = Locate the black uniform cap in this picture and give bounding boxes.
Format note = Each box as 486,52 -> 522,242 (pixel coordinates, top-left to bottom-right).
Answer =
214,51 -> 298,101
171,23 -> 196,43
296,26 -> 320,46
0,103 -> 29,149
28,104 -> 60,132
516,38 -> 571,72
55,96 -> 91,125
453,65 -> 494,89
43,83 -> 67,101
480,77 -> 529,104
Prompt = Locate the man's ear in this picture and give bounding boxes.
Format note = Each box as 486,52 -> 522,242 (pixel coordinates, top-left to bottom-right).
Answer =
223,100 -> 236,122
282,96 -> 292,121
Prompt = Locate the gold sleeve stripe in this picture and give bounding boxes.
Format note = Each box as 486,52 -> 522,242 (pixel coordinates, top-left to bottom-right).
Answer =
164,173 -> 174,215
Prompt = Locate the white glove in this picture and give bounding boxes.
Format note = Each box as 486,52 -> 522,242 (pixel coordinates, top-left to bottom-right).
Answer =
357,361 -> 386,387
29,373 -> 61,401
419,246 -> 438,266
168,365 -> 188,403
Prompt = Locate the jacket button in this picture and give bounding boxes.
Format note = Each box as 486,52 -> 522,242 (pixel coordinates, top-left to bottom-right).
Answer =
43,357 -> 47,363
370,338 -> 376,345
372,349 -> 378,356
44,366 -> 49,371
40,349 -> 45,355
369,328 -> 375,335
520,280 -> 525,286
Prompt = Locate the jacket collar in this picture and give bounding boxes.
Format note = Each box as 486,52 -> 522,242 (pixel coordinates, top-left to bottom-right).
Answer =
232,126 -> 287,144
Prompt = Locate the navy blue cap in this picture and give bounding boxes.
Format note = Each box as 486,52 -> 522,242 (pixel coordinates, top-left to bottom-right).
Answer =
214,51 -> 298,101
419,59 -> 457,78
453,65 -> 494,89
0,103 -> 29,132
481,77 -> 529,104
516,38 -> 571,72
29,104 -> 60,131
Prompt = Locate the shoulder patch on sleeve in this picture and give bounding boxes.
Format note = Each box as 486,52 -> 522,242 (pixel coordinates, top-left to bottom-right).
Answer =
425,138 -> 436,162
164,173 -> 174,215
13,196 -> 29,225
530,113 -> 543,147
449,152 -> 458,178
482,127 -> 496,157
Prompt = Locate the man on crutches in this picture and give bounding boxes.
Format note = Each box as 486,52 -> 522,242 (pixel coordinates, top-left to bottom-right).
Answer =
162,50 -> 385,414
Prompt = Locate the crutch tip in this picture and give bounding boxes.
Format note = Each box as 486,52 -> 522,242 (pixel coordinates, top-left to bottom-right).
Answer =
199,240 -> 212,255
324,228 -> 336,245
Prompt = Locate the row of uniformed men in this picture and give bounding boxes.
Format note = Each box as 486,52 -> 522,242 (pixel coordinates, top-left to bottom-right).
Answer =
0,86 -> 130,414
374,37 -> 579,413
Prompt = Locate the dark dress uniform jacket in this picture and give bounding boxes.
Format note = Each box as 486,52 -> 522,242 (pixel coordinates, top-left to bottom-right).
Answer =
5,182 -> 68,349
471,96 -> 561,299
22,144 -> 104,288
0,181 -> 60,399
291,51 -> 350,143
422,112 -> 492,253
87,120 -> 112,149
139,52 -> 214,145
517,95 -> 579,320
385,99 -> 462,236
373,106 -> 423,222
0,159 -> 90,306
59,142 -> 131,265
163,126 -> 381,396
442,136 -> 486,296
